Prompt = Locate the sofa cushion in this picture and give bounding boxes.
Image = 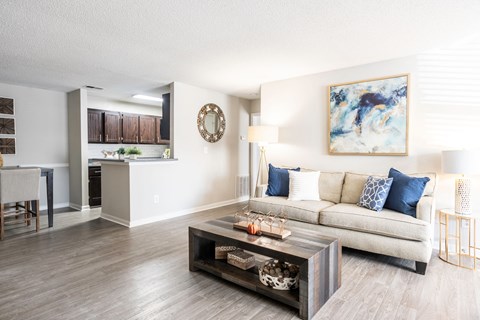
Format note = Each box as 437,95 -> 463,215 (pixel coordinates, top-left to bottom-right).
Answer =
288,170 -> 320,201
384,168 -> 430,218
320,203 -> 431,241
319,172 -> 345,203
266,164 -> 300,197
341,172 -> 376,204
340,171 -> 436,204
249,196 -> 334,225
357,176 -> 393,211
409,172 -> 437,196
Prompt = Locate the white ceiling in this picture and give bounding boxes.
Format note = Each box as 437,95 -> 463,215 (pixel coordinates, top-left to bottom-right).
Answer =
0,0 -> 479,100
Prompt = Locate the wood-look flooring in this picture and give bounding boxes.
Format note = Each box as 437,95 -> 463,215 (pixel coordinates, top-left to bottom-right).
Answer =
1,203 -> 479,320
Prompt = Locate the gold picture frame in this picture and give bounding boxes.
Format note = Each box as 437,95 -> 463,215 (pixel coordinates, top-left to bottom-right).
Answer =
328,74 -> 409,156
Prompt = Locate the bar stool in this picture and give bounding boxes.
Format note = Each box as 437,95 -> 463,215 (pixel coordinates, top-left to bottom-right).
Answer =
0,168 -> 41,240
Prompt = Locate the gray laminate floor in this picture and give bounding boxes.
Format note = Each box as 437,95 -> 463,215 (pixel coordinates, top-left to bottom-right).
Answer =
1,204 -> 479,320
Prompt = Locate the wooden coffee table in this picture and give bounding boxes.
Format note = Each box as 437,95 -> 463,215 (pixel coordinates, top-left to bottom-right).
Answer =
189,216 -> 341,320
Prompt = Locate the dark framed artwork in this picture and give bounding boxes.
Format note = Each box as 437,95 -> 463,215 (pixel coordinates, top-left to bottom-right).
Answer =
0,138 -> 15,154
0,97 -> 14,115
0,118 -> 15,134
328,74 -> 409,156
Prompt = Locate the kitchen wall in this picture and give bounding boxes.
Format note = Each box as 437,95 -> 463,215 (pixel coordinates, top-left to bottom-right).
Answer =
88,144 -> 167,159
0,82 -> 70,209
87,95 -> 168,159
260,54 -> 480,212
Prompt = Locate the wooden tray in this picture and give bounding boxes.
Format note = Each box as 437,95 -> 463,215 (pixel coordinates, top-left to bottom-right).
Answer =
233,220 -> 291,239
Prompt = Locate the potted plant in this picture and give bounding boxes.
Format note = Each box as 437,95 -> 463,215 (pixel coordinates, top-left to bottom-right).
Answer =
126,147 -> 142,160
117,147 -> 126,160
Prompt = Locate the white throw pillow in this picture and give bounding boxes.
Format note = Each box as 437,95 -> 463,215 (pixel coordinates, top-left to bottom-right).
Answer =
288,170 -> 321,201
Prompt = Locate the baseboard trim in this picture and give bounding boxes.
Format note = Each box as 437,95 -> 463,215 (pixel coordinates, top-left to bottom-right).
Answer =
39,202 -> 71,211
19,163 -> 69,168
100,213 -> 131,227
69,203 -> 90,211
102,197 -> 248,228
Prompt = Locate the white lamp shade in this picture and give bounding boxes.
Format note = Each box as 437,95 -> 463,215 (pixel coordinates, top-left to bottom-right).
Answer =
247,126 -> 278,144
442,150 -> 479,174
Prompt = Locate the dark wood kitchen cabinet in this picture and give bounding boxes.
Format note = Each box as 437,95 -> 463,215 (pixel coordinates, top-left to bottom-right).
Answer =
87,106 -> 170,145
88,109 -> 103,143
139,115 -> 156,144
155,116 -> 169,145
88,166 -> 102,207
104,111 -> 121,143
122,113 -> 139,143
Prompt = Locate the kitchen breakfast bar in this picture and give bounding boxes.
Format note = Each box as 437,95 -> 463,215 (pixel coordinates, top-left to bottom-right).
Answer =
97,158 -> 178,227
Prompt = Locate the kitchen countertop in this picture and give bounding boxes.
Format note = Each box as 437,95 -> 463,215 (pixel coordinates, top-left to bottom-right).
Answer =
90,157 -> 177,164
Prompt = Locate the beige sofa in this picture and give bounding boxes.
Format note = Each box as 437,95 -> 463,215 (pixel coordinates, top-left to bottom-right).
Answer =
249,171 -> 437,274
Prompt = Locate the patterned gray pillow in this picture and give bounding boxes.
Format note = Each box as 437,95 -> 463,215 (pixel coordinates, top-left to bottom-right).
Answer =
357,176 -> 393,211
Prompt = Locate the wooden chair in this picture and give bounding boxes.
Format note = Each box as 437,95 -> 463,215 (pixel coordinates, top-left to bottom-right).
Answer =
0,168 -> 41,240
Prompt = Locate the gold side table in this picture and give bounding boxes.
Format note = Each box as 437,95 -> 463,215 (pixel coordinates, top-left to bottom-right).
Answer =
439,208 -> 478,270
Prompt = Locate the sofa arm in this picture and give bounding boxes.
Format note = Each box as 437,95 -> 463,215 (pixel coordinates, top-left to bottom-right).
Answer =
417,196 -> 435,225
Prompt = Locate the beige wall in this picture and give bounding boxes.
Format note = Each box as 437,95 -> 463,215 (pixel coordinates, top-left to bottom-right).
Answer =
260,56 -> 480,211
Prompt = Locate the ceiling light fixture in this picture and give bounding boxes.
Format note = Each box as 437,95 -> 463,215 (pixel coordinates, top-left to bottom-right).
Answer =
132,94 -> 163,102
84,85 -> 104,90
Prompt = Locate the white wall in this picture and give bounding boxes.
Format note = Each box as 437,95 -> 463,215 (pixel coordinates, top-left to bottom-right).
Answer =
251,99 -> 261,114
172,81 -> 250,205
102,82 -> 250,226
67,89 -> 89,209
260,56 -> 480,212
109,81 -> 251,223
0,82 -> 70,209
87,95 -> 163,116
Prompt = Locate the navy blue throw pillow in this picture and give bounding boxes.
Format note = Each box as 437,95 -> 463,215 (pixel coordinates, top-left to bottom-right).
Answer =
266,164 -> 301,197
383,168 -> 430,218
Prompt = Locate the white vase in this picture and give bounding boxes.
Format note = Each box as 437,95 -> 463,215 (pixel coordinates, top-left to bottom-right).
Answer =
129,154 -> 137,160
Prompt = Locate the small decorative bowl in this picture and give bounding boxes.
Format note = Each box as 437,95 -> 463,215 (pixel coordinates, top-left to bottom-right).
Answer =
259,259 -> 299,290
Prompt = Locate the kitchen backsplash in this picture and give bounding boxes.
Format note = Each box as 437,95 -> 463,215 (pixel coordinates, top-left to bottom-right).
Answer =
88,144 -> 168,159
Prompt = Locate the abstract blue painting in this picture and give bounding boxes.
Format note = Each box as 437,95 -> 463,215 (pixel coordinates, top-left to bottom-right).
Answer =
328,74 -> 408,155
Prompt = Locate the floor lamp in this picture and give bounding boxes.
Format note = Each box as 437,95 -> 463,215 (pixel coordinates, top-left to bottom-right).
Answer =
442,150 -> 479,214
248,126 -> 278,197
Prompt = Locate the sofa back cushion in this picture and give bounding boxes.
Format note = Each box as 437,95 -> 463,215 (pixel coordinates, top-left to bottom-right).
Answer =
341,171 -> 437,204
319,172 -> 345,203
341,172 -> 373,204
409,172 -> 437,196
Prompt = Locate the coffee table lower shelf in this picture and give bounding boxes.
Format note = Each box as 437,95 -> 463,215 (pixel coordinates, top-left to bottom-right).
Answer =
189,218 -> 341,320
192,258 -> 299,309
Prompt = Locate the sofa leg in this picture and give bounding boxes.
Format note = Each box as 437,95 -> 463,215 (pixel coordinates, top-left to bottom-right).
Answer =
415,261 -> 427,275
